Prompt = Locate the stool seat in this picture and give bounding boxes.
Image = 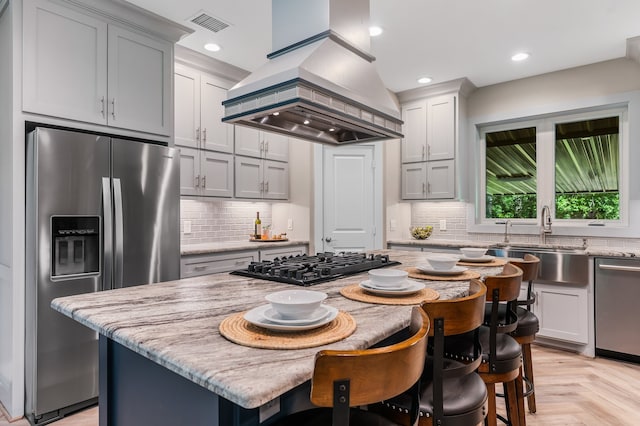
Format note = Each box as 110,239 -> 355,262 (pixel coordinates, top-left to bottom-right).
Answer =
383,358 -> 487,421
478,326 -> 522,373
512,307 -> 539,338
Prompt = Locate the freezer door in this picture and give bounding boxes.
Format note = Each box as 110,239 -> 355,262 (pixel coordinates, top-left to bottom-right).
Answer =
111,139 -> 180,287
26,128 -> 108,418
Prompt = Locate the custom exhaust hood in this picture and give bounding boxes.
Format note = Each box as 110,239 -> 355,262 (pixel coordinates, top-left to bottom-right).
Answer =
222,0 -> 403,145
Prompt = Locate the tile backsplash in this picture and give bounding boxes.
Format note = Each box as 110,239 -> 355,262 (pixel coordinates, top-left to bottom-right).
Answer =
411,202 -> 640,249
181,199 -> 272,245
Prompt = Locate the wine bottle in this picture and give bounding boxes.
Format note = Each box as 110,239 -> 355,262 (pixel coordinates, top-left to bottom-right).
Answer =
255,212 -> 262,239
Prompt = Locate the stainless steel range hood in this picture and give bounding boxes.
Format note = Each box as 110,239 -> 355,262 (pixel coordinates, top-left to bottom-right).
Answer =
222,0 -> 403,145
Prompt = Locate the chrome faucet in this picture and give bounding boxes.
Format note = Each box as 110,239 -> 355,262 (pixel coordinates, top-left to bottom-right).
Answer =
540,205 -> 552,244
503,219 -> 512,243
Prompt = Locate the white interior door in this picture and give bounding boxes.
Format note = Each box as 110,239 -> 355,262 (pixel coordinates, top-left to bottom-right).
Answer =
322,145 -> 377,252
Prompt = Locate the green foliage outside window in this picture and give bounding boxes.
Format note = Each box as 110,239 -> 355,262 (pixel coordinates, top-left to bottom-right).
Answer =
487,192 -> 619,220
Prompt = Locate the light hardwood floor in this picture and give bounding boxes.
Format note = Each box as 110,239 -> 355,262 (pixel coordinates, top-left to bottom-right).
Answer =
2,344 -> 640,425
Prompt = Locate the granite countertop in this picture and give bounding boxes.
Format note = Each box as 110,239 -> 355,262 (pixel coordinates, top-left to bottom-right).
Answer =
181,240 -> 310,255
387,239 -> 640,258
50,250 -> 503,410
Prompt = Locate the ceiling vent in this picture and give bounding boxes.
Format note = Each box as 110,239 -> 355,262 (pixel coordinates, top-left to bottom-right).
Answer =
190,12 -> 229,33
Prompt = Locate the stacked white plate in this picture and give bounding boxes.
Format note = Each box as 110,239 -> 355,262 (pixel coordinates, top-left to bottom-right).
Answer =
416,263 -> 468,276
244,303 -> 338,331
359,279 -> 425,296
459,254 -> 495,263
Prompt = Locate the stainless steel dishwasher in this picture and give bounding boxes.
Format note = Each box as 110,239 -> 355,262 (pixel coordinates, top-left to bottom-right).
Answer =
595,257 -> 640,362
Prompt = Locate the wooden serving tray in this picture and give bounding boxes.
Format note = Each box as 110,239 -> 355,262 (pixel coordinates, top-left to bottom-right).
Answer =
249,237 -> 289,242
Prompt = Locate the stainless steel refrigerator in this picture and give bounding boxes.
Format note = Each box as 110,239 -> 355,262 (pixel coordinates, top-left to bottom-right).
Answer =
25,127 -> 180,424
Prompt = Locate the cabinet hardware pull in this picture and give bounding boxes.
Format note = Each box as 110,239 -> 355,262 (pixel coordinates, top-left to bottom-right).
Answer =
194,265 -> 206,271
265,141 -> 269,154
195,175 -> 200,188
260,141 -> 265,153
422,182 -> 426,193
202,128 -> 207,142
202,176 -> 206,188
235,260 -> 245,265
111,98 -> 116,120
196,127 -> 200,142
265,181 -> 269,192
427,144 -> 431,158
427,182 -> 432,193
100,96 -> 105,118
422,145 -> 426,159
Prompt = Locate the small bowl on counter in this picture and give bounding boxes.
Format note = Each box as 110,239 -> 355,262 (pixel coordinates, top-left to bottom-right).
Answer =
459,247 -> 488,258
423,254 -> 460,271
265,290 -> 327,319
368,269 -> 409,288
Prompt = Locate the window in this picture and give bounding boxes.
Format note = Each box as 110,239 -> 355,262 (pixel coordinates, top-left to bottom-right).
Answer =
480,108 -> 624,225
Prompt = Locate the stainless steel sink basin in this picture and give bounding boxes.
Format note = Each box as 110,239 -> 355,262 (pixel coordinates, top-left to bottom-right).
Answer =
487,245 -> 588,285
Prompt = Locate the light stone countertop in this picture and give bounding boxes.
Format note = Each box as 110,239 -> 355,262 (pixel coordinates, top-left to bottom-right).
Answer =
181,240 -> 310,255
50,250 -> 504,410
387,239 -> 640,258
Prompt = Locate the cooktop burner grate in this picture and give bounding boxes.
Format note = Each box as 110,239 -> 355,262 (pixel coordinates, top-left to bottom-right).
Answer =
230,252 -> 401,286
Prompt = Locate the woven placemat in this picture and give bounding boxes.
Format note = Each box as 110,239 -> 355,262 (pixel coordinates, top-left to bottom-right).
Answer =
340,284 -> 439,305
457,258 -> 507,267
406,268 -> 481,281
219,311 -> 356,350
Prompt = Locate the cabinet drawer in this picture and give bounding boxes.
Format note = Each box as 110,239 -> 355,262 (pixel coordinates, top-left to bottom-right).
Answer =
181,250 -> 259,278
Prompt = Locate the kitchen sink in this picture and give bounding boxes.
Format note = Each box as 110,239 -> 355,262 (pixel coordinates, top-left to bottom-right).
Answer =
487,245 -> 588,285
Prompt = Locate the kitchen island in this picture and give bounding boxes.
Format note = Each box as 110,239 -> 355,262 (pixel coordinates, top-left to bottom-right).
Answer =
51,250 -> 503,426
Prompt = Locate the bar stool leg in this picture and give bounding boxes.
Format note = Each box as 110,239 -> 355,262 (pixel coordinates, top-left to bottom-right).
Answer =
485,383 -> 498,426
523,343 -> 536,413
505,379 -> 522,426
515,368 -> 526,425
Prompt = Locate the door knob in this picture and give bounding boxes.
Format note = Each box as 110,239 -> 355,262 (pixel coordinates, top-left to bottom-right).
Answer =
325,237 -> 332,243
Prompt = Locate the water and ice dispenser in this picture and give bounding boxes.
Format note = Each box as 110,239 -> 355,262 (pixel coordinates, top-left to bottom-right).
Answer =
51,216 -> 100,277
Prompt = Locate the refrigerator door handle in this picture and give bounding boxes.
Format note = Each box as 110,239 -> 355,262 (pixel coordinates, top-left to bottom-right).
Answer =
102,177 -> 113,291
113,178 -> 124,288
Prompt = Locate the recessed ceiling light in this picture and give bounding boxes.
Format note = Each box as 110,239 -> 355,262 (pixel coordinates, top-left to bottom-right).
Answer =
369,26 -> 383,37
204,43 -> 221,52
511,52 -> 529,62
303,119 -> 310,125
329,128 -> 335,132
272,112 -> 279,116
417,77 -> 432,84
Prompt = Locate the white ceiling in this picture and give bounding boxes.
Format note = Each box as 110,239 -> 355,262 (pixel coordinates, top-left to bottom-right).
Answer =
126,0 -> 640,93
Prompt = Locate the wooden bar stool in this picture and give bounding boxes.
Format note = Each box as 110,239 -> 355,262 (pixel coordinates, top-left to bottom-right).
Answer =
508,254 -> 541,416
480,263 -> 523,426
373,279 -> 489,425
273,307 -> 429,426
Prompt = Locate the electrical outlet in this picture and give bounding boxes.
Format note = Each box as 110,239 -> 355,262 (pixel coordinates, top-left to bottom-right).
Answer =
183,220 -> 192,234
287,218 -> 293,230
390,219 -> 397,230
439,219 -> 447,231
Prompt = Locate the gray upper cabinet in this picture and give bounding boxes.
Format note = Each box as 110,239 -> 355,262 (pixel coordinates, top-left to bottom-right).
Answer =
401,93 -> 457,200
234,127 -> 289,162
234,156 -> 289,200
179,147 -> 234,198
23,0 -> 172,136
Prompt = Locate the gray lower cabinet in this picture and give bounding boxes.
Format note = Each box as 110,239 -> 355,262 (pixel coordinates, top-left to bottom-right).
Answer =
179,147 -> 233,197
181,250 -> 259,278
259,246 -> 307,261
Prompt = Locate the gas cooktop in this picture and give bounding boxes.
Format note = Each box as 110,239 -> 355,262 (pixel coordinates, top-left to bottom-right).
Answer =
230,252 -> 401,286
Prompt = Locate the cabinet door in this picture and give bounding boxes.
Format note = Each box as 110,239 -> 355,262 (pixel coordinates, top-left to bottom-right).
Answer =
174,65 -> 200,148
401,163 -> 427,200
234,126 -> 262,158
534,283 -> 588,344
235,156 -> 263,198
201,152 -> 234,198
23,0 -> 108,124
427,94 -> 455,161
107,25 -> 171,135
401,101 -> 427,163
201,77 -> 234,153
263,132 -> 289,162
178,147 -> 200,196
426,159 -> 455,199
263,160 -> 289,200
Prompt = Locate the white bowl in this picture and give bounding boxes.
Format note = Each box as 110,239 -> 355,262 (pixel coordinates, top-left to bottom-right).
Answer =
367,269 -> 409,287
265,290 -> 327,319
459,247 -> 487,258
424,254 -> 460,271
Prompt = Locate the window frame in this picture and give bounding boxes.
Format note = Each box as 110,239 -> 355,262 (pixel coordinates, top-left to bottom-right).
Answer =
477,105 -> 628,229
